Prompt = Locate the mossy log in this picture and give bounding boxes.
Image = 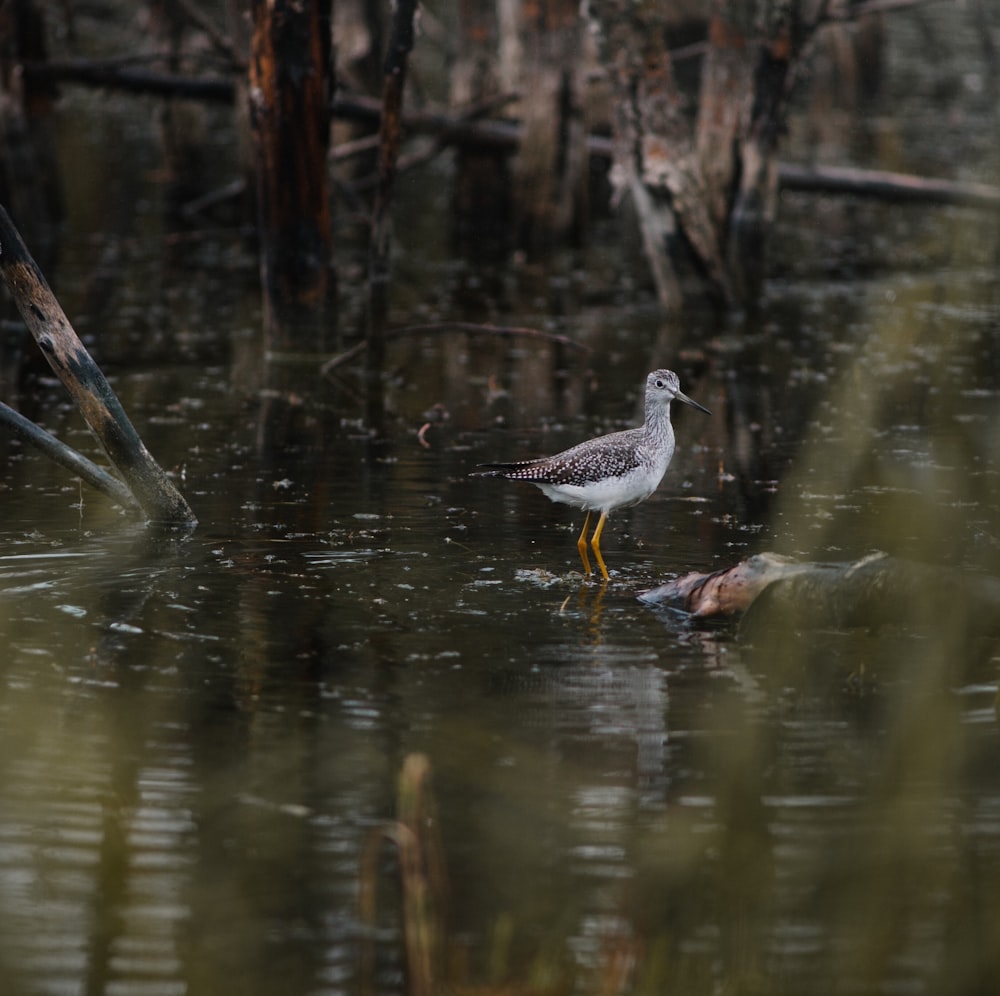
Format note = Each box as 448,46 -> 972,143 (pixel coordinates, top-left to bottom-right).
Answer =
640,552 -> 1000,637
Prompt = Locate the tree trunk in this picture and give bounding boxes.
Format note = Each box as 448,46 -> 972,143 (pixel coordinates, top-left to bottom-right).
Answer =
249,0 -> 335,353
507,0 -> 590,250
587,0 -> 731,311
586,0 -> 828,314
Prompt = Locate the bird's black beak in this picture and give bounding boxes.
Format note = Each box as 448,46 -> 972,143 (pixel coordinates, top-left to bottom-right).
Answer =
675,389 -> 711,416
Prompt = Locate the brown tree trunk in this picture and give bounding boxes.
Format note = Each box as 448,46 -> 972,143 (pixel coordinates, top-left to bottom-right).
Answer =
249,0 -> 335,353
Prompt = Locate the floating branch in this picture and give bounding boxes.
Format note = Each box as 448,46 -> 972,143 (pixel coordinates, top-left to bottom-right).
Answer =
0,207 -> 197,525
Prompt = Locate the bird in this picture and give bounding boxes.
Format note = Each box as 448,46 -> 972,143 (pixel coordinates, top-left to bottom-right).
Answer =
473,369 -> 711,580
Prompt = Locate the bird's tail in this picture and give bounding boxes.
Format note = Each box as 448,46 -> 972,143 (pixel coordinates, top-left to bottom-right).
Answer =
469,463 -> 516,478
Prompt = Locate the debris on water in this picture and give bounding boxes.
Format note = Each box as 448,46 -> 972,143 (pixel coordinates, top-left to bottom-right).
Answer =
513,567 -> 564,587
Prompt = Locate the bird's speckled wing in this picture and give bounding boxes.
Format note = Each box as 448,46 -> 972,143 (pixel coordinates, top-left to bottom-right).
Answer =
476,427 -> 645,485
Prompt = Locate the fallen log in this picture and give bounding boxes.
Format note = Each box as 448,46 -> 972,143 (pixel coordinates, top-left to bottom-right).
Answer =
0,207 -> 197,525
21,59 -> 235,102
20,60 -> 1000,213
639,551 -> 1000,636
778,163 -> 1000,209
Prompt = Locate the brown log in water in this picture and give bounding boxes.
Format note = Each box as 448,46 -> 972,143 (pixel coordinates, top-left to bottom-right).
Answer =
640,552 -> 1000,638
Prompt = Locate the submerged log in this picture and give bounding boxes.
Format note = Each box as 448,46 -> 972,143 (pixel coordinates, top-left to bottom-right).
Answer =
639,552 -> 1000,636
0,207 -> 197,525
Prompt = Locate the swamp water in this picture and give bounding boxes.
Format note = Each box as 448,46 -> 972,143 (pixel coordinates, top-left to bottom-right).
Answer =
2,7 -> 1000,995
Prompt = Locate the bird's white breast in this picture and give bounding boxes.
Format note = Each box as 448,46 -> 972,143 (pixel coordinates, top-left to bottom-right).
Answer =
534,458 -> 668,514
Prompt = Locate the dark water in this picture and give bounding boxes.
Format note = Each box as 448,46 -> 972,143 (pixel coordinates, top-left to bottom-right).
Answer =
2,4 -> 1000,994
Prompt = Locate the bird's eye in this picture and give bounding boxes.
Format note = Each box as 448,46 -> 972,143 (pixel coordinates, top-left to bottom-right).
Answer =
655,378 -> 666,388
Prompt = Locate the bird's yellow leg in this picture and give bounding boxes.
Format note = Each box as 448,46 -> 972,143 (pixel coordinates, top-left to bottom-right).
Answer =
590,512 -> 610,581
576,511 -> 592,575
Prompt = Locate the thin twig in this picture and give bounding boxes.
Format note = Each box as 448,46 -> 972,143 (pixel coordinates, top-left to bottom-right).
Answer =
322,322 -> 589,377
174,0 -> 245,69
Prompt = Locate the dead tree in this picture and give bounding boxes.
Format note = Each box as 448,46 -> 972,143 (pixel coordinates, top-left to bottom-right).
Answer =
585,0 -> 832,313
248,0 -> 336,352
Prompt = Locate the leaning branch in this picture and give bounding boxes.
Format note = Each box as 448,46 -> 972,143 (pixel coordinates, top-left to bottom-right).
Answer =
0,207 -> 197,525
0,401 -> 139,510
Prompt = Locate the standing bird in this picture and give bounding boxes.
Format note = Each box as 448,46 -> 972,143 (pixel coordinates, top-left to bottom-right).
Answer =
473,369 -> 711,580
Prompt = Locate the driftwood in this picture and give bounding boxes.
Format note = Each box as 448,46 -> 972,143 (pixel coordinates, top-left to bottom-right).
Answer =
0,207 -> 197,525
640,552 -> 1000,637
